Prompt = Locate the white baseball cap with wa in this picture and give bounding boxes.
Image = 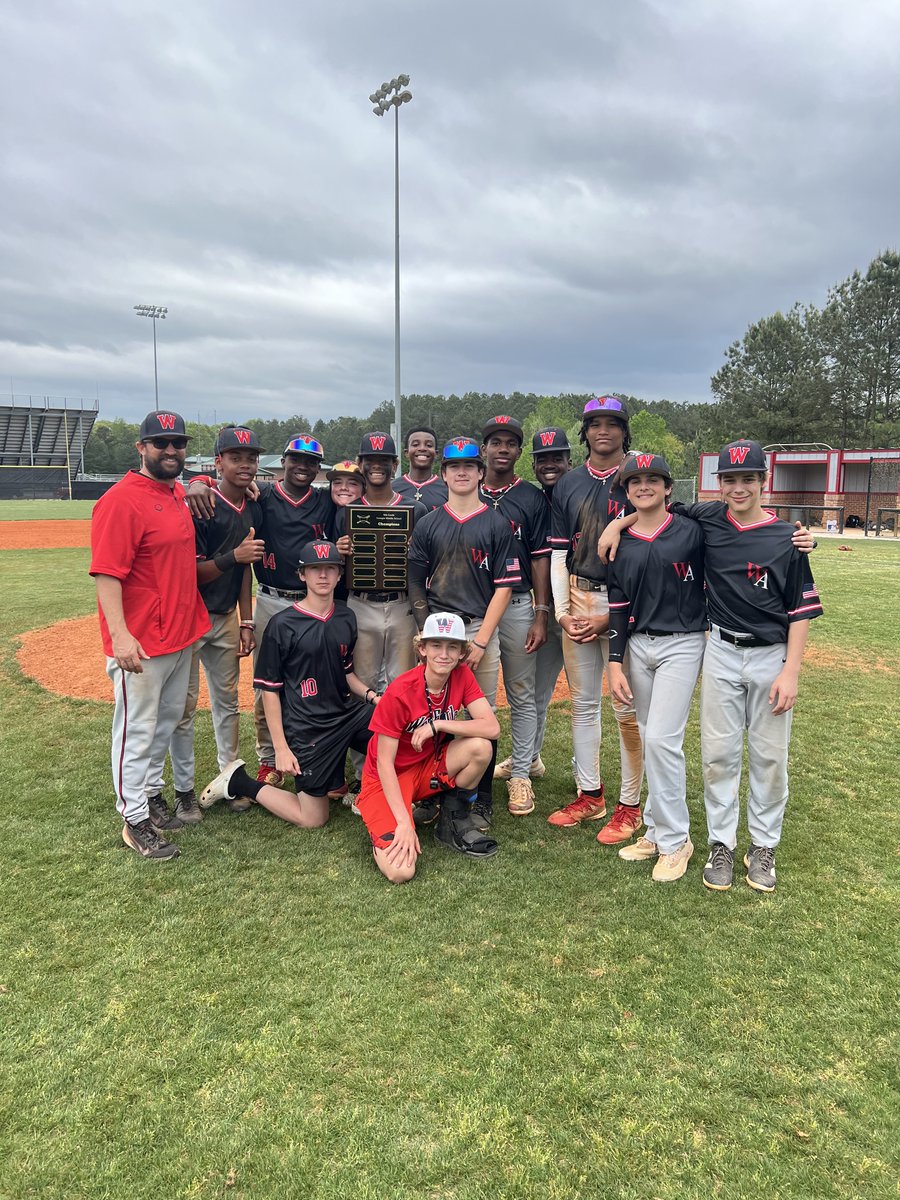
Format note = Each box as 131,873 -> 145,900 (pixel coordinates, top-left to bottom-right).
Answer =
421,612 -> 467,642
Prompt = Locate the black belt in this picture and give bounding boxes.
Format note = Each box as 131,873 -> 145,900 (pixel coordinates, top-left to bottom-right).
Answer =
573,576 -> 607,592
644,628 -> 676,638
259,584 -> 305,600
717,629 -> 778,649
351,590 -> 404,603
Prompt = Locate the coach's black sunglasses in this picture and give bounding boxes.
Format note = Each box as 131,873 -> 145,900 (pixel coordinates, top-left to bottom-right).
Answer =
147,437 -> 189,451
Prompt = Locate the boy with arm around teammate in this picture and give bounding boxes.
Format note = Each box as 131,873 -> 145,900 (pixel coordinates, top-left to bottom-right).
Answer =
605,455 -> 708,882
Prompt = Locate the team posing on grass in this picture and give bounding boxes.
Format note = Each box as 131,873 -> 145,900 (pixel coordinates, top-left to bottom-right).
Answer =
90,399 -> 821,892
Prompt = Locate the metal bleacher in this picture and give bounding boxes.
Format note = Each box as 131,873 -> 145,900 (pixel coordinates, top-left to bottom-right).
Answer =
0,396 -> 99,499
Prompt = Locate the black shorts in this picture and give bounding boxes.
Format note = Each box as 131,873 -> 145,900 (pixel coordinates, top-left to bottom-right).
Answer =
291,704 -> 373,797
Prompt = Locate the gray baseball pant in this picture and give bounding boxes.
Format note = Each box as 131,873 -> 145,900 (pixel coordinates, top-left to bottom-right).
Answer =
348,594 -> 418,778
627,631 -> 705,854
701,629 -> 793,850
106,648 -> 193,825
533,611 -> 565,760
253,588 -> 296,766
498,593 -> 539,778
561,581 -> 643,803
464,617 -> 501,707
160,610 -> 243,792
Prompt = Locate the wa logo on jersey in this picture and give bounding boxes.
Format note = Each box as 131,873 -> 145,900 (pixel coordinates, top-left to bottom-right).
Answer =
508,519 -> 523,540
672,561 -> 695,581
748,562 -> 769,589
608,499 -> 626,518
470,548 -> 490,571
312,524 -> 325,539
729,445 -> 751,465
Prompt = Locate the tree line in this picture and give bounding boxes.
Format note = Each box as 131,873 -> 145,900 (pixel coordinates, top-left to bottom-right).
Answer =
82,249 -> 900,477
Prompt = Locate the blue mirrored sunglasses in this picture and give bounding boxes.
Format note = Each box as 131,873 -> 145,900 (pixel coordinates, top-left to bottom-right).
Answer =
284,437 -> 323,456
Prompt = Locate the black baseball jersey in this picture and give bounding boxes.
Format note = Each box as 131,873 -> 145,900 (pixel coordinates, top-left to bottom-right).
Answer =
607,514 -> 708,661
550,462 -> 633,584
195,489 -> 263,614
673,502 -> 824,643
408,502 -> 522,620
252,481 -> 337,594
393,474 -> 449,511
480,476 -> 550,593
254,602 -> 364,748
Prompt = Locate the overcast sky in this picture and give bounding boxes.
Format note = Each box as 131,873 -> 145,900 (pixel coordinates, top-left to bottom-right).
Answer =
3,0 -> 898,425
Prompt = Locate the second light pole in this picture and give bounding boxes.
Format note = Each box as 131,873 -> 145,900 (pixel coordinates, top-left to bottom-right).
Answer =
369,75 -> 412,456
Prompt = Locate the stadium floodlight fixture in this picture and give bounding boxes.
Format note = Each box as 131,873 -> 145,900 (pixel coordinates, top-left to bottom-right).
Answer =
133,303 -> 168,405
367,74 -> 413,464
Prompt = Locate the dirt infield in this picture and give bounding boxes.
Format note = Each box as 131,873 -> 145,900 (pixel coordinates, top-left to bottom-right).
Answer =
0,520 -> 92,549
17,614 -> 574,708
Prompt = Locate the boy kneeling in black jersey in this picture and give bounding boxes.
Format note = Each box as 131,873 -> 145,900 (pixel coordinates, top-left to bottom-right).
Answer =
199,540 -> 378,826
357,612 -> 501,883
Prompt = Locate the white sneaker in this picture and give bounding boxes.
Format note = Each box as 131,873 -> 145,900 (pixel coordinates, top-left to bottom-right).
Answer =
494,755 -> 546,781
506,777 -> 535,816
651,839 -> 694,883
199,759 -> 244,809
618,836 -> 658,862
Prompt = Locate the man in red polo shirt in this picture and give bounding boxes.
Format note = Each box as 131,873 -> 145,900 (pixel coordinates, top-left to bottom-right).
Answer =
90,410 -> 210,861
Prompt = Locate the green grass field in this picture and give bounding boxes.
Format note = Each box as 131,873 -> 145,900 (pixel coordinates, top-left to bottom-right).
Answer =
0,499 -> 96,520
0,532 -> 898,1199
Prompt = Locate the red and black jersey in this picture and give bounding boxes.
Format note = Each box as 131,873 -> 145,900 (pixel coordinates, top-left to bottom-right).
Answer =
479,476 -> 550,593
607,514 -> 708,662
673,502 -> 824,643
392,474 -> 449,511
408,502 -> 522,621
194,489 -> 263,614
254,602 -> 363,747
550,462 -> 632,584
252,482 -> 337,594
363,662 -> 485,776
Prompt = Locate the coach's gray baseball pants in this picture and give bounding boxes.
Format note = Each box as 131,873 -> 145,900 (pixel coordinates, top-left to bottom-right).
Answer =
562,582 -> 643,803
533,611 -> 565,760
106,648 -> 193,825
161,610 -> 243,791
627,631 -> 705,854
252,588 -> 295,766
498,593 -> 539,778
701,629 -> 793,850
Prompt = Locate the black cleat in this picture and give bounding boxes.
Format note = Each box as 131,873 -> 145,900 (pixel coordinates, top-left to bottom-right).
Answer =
123,818 -> 180,861
147,793 -> 183,831
744,845 -> 777,892
703,842 -> 735,891
413,797 -> 441,826
174,789 -> 203,824
470,797 -> 493,832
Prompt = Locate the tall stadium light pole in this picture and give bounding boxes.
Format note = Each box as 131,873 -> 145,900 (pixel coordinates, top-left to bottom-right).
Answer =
369,75 -> 412,456
133,304 -> 168,406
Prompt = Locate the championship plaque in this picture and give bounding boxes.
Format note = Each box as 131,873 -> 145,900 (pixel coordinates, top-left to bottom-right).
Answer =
347,506 -> 413,593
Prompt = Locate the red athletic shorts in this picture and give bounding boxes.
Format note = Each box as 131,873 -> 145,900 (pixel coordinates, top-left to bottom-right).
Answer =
357,749 -> 454,850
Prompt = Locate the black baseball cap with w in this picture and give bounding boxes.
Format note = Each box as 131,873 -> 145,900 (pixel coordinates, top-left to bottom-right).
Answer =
712,440 -> 767,474
139,410 -> 191,441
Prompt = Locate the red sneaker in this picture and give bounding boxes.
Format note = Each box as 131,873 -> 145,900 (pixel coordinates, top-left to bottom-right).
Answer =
256,763 -> 284,788
595,803 -> 643,845
547,787 -> 607,827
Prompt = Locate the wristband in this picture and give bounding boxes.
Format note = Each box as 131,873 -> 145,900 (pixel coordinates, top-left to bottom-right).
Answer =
239,620 -> 255,629
214,550 -> 236,573
473,640 -> 487,650
533,604 -> 550,614
428,717 -> 437,737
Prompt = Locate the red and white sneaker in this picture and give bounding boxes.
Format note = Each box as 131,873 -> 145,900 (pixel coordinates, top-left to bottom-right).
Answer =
595,803 -> 643,845
256,763 -> 284,788
547,787 -> 607,827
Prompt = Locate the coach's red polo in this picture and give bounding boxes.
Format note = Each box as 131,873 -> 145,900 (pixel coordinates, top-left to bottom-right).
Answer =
90,471 -> 210,657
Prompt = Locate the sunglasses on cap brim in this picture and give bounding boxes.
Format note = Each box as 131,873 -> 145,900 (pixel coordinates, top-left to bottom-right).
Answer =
584,398 -> 625,414
284,439 -> 323,456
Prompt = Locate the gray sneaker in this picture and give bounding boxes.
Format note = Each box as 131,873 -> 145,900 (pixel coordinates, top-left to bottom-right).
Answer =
147,793 -> 183,831
123,818 -> 180,861
703,842 -> 734,891
744,845 -> 777,893
174,789 -> 203,824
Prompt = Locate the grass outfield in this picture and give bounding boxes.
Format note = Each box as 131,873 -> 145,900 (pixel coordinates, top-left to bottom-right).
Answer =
0,499 -> 96,520
0,542 -> 898,1200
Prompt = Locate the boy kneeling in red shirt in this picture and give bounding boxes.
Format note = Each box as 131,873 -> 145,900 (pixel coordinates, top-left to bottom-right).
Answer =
358,612 -> 501,882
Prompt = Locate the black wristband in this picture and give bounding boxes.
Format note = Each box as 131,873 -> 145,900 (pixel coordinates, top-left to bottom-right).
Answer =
214,550 -> 236,573
473,640 -> 487,650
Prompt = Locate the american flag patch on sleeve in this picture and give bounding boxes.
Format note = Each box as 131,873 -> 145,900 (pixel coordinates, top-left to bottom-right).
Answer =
506,557 -> 520,573
803,587 -> 819,599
